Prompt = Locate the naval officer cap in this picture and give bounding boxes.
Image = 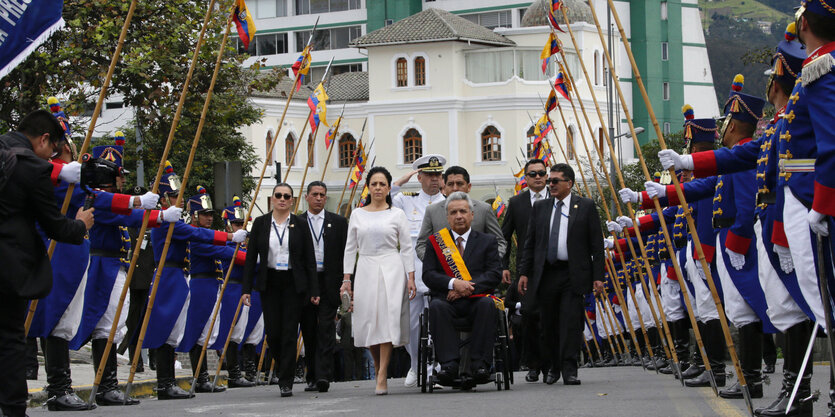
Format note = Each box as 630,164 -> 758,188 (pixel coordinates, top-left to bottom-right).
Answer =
413,154 -> 446,173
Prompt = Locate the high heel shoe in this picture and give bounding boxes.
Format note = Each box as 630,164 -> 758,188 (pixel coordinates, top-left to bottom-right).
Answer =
375,388 -> 388,395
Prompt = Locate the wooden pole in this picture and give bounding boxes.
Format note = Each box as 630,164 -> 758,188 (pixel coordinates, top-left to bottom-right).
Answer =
293,122 -> 321,212
119,0 -> 226,398
255,340 -> 269,384
319,105 -> 347,182
601,288 -> 629,357
336,137 -> 362,214
282,107 -> 314,182
596,295 -> 621,357
603,0 -> 743,398
24,0 -> 141,338
583,310 -> 603,360
585,0 -> 711,383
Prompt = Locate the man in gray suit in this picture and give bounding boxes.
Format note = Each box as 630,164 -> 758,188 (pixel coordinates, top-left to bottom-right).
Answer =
416,166 -> 506,261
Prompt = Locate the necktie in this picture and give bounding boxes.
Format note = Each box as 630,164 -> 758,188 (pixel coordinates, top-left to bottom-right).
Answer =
456,236 -> 465,255
547,201 -> 563,264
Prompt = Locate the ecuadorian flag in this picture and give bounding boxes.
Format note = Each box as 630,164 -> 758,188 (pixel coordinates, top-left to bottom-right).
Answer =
307,83 -> 329,132
232,0 -> 256,50
492,194 -> 506,218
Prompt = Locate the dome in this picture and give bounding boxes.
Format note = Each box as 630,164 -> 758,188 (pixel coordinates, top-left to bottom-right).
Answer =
521,0 -> 593,27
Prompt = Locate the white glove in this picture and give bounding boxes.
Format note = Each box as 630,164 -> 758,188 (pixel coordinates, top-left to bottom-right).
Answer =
58,161 -> 82,184
808,209 -> 829,237
616,215 -> 634,229
773,244 -> 795,274
725,248 -> 745,271
606,220 -> 623,234
135,192 -> 160,210
618,188 -> 640,204
658,149 -> 694,171
232,229 -> 248,243
161,206 -> 182,223
645,181 -> 666,199
604,237 -> 614,249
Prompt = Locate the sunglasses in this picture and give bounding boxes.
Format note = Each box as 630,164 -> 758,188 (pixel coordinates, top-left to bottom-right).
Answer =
527,170 -> 548,178
274,193 -> 293,200
549,178 -> 570,185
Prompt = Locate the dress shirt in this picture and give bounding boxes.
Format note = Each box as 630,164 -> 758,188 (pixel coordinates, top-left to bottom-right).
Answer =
306,210 -> 325,272
529,188 -> 548,207
447,228 -> 471,290
269,215 -> 291,270
548,192 -> 571,261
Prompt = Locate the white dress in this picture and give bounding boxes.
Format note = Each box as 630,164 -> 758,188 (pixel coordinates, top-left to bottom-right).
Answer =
344,207 -> 415,347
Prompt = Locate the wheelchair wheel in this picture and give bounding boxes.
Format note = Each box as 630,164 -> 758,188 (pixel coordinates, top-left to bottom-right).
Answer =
428,374 -> 434,393
495,371 -> 503,391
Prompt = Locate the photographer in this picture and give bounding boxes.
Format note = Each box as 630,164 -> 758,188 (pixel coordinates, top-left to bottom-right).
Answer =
0,110 -> 94,417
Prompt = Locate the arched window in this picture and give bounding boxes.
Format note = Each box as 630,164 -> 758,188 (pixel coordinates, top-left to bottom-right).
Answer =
285,133 -> 296,166
594,51 -> 600,86
338,133 -> 356,168
307,132 -> 315,167
396,57 -> 408,87
265,130 -> 273,162
414,56 -> 426,86
566,126 -> 576,160
526,126 -> 537,159
403,128 -> 422,164
481,126 -> 501,162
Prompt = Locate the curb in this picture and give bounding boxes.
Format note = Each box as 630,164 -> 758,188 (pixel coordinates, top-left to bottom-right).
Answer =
28,376 -> 228,408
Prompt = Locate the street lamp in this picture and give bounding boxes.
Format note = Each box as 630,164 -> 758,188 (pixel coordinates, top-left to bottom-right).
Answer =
613,126 -> 645,140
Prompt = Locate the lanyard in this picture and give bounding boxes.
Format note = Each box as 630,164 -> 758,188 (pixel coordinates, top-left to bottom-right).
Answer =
307,215 -> 324,246
272,218 -> 288,247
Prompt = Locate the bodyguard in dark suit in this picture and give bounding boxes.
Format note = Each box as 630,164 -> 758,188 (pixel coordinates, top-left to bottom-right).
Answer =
501,159 -> 549,382
518,164 -> 604,386
423,192 -> 502,385
0,110 -> 94,417
298,181 -> 348,393
241,183 -> 318,397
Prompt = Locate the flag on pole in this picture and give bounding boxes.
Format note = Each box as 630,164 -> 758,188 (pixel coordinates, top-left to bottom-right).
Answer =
554,69 -> 571,101
547,0 -> 565,33
348,143 -> 366,188
357,184 -> 369,207
307,83 -> 329,132
232,0 -> 256,50
325,116 -> 342,149
0,0 -> 65,80
492,194 -> 506,218
540,33 -> 560,74
513,169 -> 528,195
291,45 -> 312,91
545,89 -> 557,113
533,114 -> 552,146
534,140 -> 553,165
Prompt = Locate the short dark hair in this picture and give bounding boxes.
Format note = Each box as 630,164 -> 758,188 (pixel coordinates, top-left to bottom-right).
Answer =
804,11 -> 835,42
306,181 -> 327,194
523,159 -> 547,173
550,163 -> 575,183
731,118 -> 756,138
364,166 -> 393,208
272,182 -> 294,195
442,166 -> 470,184
774,78 -> 794,97
17,109 -> 65,144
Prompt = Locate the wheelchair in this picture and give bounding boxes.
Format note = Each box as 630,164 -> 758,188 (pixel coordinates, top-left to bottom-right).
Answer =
416,294 -> 513,392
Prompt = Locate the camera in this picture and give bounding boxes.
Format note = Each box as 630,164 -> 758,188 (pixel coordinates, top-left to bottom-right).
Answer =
80,153 -> 129,189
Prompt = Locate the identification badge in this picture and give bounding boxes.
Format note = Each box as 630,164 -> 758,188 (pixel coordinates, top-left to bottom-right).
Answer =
140,239 -> 148,250
315,244 -> 324,270
276,246 -> 290,270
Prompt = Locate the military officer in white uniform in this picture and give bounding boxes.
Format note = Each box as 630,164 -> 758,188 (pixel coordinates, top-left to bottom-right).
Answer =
390,154 -> 446,387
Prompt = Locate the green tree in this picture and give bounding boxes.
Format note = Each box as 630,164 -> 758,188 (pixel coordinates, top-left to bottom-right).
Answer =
0,0 -> 282,203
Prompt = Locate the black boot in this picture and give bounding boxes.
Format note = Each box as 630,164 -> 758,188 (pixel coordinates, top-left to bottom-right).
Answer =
156,344 -> 194,400
241,343 -> 258,383
826,375 -> 834,417
680,333 -> 704,380
91,339 -> 140,406
44,337 -> 96,411
645,327 -> 668,370
189,345 -> 226,393
756,371 -> 815,416
720,322 -> 763,399
685,320 -> 726,388
674,318 -> 692,376
763,332 -> 777,374
25,338 -> 39,380
227,342 -> 255,388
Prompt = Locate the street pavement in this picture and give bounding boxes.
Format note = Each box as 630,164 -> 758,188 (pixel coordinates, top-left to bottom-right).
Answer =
27,362 -> 834,416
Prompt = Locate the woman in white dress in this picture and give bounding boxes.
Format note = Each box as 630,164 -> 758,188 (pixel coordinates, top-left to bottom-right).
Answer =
341,167 -> 416,395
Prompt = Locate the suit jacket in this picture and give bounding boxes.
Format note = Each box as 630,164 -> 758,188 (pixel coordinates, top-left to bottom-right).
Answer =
298,210 -> 348,308
501,189 -> 534,271
242,212 -> 318,297
422,229 -> 502,299
415,198 -> 506,261
518,194 -> 604,298
0,132 -> 87,298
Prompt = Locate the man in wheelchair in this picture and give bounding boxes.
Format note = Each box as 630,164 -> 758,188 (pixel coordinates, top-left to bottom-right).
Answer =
422,192 -> 502,387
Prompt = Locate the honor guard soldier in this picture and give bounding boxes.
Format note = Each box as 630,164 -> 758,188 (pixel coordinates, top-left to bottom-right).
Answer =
211,196 -> 260,388
68,133 -> 180,406
145,163 -> 247,399
390,154 -> 445,387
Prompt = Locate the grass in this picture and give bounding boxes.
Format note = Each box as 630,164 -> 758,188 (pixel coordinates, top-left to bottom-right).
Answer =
698,0 -> 790,30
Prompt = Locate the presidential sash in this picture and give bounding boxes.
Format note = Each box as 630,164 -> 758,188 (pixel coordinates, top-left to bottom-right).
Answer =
428,228 -> 504,310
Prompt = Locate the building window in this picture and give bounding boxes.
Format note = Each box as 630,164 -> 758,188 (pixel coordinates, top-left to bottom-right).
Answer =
461,10 -> 512,29
481,126 -> 502,162
567,126 -> 576,160
295,26 -> 362,52
254,33 -> 289,56
414,56 -> 426,86
396,57 -> 408,87
662,42 -> 669,61
251,0 -> 287,19
332,63 -> 363,76
338,133 -> 356,168
663,82 -> 670,100
307,132 -> 315,167
285,133 -> 296,166
403,128 -> 422,164
526,126 -> 537,159
295,0 -> 360,15
265,131 -> 273,162
663,122 -> 671,135
661,2 -> 668,20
